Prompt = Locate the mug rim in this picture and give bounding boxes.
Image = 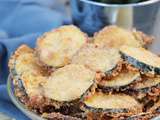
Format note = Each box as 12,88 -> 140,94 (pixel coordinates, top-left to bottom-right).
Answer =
79,0 -> 160,7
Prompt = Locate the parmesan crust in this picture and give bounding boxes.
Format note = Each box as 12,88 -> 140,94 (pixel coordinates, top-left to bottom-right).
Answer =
133,76 -> 160,90
82,92 -> 142,114
94,26 -> 142,49
72,44 -> 121,73
44,64 -> 95,102
84,93 -> 141,109
9,45 -> 47,96
99,71 -> 140,88
37,25 -> 87,67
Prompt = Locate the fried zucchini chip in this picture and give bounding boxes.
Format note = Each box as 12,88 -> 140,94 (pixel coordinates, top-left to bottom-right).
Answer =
36,25 -> 87,68
120,46 -> 160,75
98,70 -> 140,91
94,26 -> 149,49
72,44 -> 122,75
81,92 -> 142,117
9,45 -> 47,96
125,76 -> 160,107
43,64 -> 95,102
132,76 -> 160,94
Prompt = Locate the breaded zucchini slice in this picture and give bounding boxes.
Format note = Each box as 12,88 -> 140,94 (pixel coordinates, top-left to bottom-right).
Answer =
81,92 -> 142,117
129,76 -> 160,106
43,64 -> 95,103
132,76 -> 160,93
125,76 -> 160,105
120,46 -> 160,75
8,45 -> 47,97
36,25 -> 87,68
72,44 -> 122,75
98,70 -> 140,90
93,26 -> 151,49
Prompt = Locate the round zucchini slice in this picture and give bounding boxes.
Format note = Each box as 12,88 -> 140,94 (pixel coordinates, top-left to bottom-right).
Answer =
98,70 -> 140,90
132,76 -> 160,93
72,44 -> 122,75
81,92 -> 142,115
94,26 -> 142,49
8,45 -> 47,97
44,64 -> 95,102
120,46 -> 160,75
36,25 -> 87,68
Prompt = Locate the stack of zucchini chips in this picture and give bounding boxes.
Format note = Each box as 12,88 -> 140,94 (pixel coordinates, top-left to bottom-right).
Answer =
9,25 -> 160,120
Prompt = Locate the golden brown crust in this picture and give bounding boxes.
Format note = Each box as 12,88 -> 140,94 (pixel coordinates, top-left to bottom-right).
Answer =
97,72 -> 141,92
122,61 -> 139,72
81,91 -> 143,117
14,82 -> 83,116
36,25 -> 88,68
8,45 -> 49,97
96,61 -> 141,91
43,64 -> 95,103
72,44 -> 122,74
94,26 -> 143,49
8,44 -> 33,71
105,60 -> 124,78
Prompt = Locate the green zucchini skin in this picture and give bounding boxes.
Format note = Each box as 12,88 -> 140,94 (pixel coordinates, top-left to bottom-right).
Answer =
81,92 -> 142,117
120,52 -> 160,75
81,104 -> 143,119
98,69 -> 141,92
10,68 -> 26,93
